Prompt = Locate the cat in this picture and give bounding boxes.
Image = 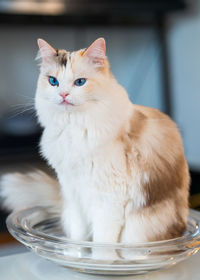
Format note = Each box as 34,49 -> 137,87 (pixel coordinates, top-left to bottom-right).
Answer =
0,38 -> 189,259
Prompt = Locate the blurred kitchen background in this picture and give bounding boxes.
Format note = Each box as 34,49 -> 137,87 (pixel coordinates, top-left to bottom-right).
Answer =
0,0 -> 200,255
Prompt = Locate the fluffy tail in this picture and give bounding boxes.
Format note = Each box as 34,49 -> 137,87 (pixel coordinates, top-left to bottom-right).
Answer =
0,170 -> 61,212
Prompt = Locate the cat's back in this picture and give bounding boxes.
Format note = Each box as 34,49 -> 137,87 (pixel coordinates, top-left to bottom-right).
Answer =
120,104 -> 188,180
121,104 -> 190,241
130,104 -> 183,152
123,104 -> 189,210
133,104 -> 176,128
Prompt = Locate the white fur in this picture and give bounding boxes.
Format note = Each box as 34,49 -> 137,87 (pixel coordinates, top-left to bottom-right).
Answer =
0,170 -> 61,211
34,49 -> 138,252
0,40 -> 187,262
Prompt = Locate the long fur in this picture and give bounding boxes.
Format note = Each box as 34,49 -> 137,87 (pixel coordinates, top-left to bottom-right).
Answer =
0,170 -> 61,211
0,39 -> 189,259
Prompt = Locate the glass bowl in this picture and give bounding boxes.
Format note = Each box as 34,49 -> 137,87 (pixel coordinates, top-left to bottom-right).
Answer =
6,206 -> 200,276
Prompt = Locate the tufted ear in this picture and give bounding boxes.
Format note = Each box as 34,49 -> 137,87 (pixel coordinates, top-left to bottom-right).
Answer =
37,39 -> 56,61
84,38 -> 106,62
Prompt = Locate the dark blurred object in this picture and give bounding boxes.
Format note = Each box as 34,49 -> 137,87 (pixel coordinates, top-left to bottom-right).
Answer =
0,110 -> 41,159
0,210 -> 8,232
190,171 -> 200,195
189,170 -> 200,211
0,0 -> 186,25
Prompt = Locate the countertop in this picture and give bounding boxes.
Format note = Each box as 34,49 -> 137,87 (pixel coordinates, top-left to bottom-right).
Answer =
0,251 -> 200,280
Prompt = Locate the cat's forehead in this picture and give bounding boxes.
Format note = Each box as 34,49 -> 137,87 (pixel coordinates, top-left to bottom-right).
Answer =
56,49 -> 68,66
49,48 -> 93,79
43,47 -> 106,78
55,49 -> 86,67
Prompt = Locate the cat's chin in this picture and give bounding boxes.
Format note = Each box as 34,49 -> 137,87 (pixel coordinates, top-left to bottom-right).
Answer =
57,103 -> 76,112
55,102 -> 83,113
56,101 -> 92,113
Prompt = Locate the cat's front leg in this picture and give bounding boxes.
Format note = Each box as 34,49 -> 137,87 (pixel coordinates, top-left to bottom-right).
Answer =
62,201 -> 88,257
62,201 -> 88,240
92,198 -> 124,261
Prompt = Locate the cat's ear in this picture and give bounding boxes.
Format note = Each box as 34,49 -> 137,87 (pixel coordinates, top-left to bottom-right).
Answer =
37,39 -> 56,61
83,38 -> 106,66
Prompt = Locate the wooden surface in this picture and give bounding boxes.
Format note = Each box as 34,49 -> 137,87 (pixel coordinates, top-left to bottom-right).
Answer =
0,231 -> 17,245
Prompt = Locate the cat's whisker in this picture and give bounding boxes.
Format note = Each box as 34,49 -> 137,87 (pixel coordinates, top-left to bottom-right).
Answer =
16,93 -> 35,100
10,104 -> 35,111
10,102 -> 35,108
9,104 -> 35,115
8,105 -> 35,119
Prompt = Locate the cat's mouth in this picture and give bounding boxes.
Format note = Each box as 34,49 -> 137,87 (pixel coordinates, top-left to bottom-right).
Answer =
60,100 -> 74,106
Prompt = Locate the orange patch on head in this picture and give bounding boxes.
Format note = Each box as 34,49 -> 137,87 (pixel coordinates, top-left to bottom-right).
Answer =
79,49 -> 86,57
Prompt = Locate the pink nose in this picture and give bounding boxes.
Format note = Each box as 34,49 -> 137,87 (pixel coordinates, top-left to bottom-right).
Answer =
60,92 -> 69,99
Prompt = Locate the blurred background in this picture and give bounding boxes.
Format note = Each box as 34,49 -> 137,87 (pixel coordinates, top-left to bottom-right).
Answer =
0,0 -> 199,255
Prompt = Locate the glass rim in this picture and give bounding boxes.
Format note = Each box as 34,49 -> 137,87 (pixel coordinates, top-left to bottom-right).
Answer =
6,206 -> 200,250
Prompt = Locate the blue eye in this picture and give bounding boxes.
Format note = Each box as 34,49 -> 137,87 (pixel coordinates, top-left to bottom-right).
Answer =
49,76 -> 59,86
74,78 -> 86,87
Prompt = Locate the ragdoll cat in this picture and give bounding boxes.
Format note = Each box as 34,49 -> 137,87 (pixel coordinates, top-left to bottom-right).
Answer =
0,38 -> 189,258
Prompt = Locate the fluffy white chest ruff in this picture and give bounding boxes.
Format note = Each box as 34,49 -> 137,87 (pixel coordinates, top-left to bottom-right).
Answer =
41,123 -> 128,196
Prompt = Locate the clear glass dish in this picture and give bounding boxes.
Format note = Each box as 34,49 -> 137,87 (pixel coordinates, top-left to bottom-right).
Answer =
6,206 -> 200,276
